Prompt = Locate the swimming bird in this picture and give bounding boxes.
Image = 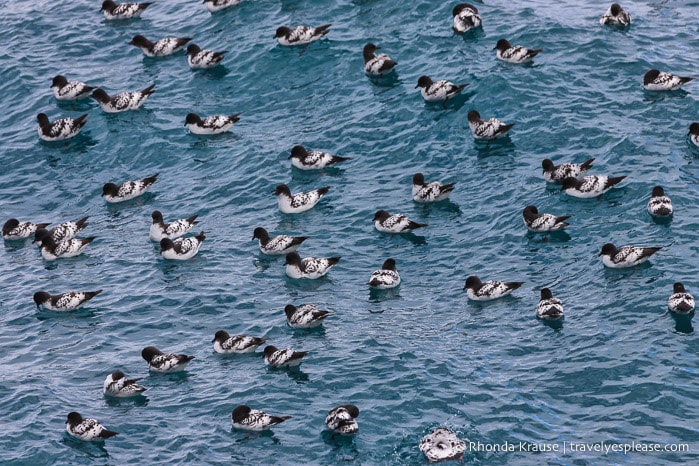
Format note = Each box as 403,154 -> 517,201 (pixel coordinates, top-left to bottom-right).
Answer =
643,69 -> 694,91
2,218 -> 50,241
103,370 -> 147,397
463,275 -> 524,301
452,3 -> 482,34
522,205 -> 570,232
284,252 -> 340,279
33,290 -> 102,311
599,243 -> 661,268
101,1 -> 152,20
40,235 -> 95,260
141,346 -> 194,373
325,405 -> 359,435
160,232 -> 206,260
203,0 -> 242,12
494,39 -> 542,63
368,258 -> 401,289
419,427 -> 466,463
51,75 -> 94,101
289,145 -> 349,170
284,304 -> 331,329
102,173 -> 159,203
185,113 -> 241,135
541,158 -> 595,183
252,227 -> 307,255
274,184 -> 330,214
363,43 -> 397,77
600,3 -> 631,26
150,210 -> 199,241
412,173 -> 455,203
128,35 -> 192,57
274,24 -> 331,46
647,186 -> 673,218
212,330 -> 268,354
263,345 -> 308,367
668,282 -> 695,314
467,110 -> 513,140
373,210 -> 427,233
91,84 -> 155,113
33,216 -> 89,244
536,288 -> 564,319
231,405 -> 291,431
690,123 -> 699,147
415,75 -> 467,103
37,113 -> 87,141
66,412 -> 118,442
186,44 -> 227,69
560,175 -> 626,198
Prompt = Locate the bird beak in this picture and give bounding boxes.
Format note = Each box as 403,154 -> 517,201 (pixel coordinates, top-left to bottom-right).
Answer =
597,251 -> 603,256
462,284 -> 467,290
414,84 -> 420,88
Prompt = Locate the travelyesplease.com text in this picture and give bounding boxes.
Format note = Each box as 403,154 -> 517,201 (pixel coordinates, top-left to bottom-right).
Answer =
467,440 -> 689,455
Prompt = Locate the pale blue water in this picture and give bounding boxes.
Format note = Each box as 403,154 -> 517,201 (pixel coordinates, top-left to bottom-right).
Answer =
1,0 -> 699,464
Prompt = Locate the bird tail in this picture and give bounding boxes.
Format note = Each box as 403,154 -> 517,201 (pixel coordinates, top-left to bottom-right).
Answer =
408,220 -> 428,230
607,175 -> 626,188
496,123 -> 514,135
82,237 -> 97,245
144,173 -> 160,185
580,158 -> 595,170
86,290 -> 103,300
99,429 -> 119,439
141,84 -> 156,96
75,216 -> 90,229
74,114 -> 89,128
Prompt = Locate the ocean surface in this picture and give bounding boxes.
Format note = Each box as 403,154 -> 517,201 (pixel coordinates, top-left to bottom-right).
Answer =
1,0 -> 698,464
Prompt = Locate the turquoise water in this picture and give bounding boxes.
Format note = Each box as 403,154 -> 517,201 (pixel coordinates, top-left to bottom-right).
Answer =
1,0 -> 699,464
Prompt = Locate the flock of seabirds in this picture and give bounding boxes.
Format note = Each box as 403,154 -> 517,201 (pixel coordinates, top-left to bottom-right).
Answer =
2,0 -> 697,462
